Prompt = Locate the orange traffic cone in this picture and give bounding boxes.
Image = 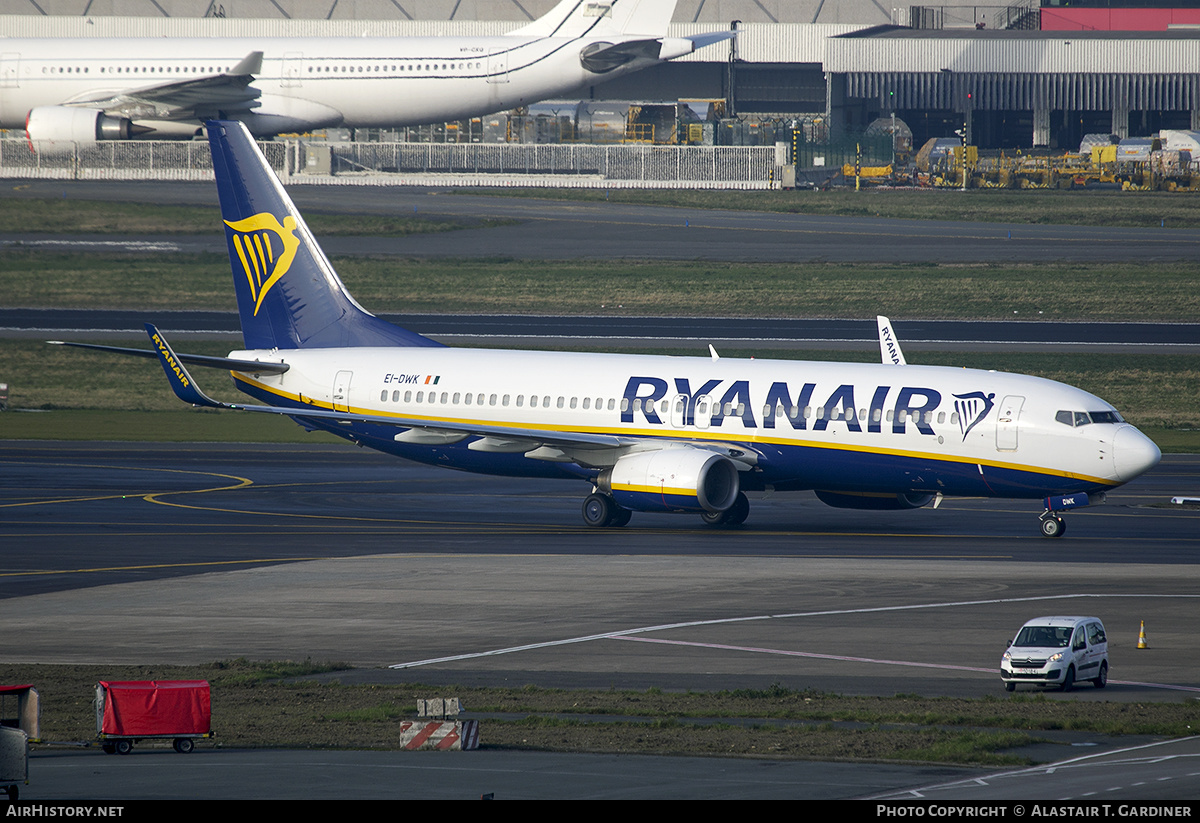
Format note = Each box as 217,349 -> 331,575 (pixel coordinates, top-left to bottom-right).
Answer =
1137,620 -> 1148,649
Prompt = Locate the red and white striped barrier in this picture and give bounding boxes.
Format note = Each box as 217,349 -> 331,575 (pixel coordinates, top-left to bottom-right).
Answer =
398,720 -> 479,751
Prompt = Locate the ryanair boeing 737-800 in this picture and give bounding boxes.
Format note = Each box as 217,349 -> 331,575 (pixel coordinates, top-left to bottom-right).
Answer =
58,120 -> 1161,536
1,0 -> 725,148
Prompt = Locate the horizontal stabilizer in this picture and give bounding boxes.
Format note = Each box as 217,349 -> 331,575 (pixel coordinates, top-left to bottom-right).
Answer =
48,340 -> 289,375
683,30 -> 738,50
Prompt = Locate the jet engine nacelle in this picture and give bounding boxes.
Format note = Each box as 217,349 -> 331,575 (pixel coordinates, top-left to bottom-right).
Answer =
603,448 -> 740,513
26,106 -> 135,147
815,490 -> 936,510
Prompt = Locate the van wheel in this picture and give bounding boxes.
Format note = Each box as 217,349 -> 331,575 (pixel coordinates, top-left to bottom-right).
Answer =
1060,665 -> 1075,691
1093,661 -> 1108,689
1004,681 -> 1015,692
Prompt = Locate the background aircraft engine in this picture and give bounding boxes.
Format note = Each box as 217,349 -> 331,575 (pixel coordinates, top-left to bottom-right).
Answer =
815,490 -> 936,510
604,449 -> 740,513
26,106 -> 134,146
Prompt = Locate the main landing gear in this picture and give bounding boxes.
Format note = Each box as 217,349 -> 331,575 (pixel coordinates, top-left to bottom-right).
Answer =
700,492 -> 750,528
581,491 -> 752,528
582,493 -> 632,528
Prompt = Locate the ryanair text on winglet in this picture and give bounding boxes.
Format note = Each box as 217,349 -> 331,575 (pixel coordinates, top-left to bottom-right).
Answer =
152,332 -> 189,388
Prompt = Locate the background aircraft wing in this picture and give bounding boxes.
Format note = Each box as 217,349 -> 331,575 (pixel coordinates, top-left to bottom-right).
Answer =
65,52 -> 262,120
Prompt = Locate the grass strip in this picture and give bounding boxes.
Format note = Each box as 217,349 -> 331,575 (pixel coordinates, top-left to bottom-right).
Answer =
4,662 -> 1197,765
0,198 -> 492,236
4,252 -> 1200,321
462,187 -> 1200,229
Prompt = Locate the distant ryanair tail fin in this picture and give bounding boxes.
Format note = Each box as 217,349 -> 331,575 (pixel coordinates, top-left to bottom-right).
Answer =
207,120 -> 442,351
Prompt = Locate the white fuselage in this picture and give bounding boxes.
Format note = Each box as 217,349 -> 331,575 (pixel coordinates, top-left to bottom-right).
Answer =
224,345 -> 1160,497
0,35 -> 651,134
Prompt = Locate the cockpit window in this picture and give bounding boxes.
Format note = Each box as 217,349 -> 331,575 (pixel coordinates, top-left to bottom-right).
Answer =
1056,410 -> 1125,427
1056,410 -> 1089,427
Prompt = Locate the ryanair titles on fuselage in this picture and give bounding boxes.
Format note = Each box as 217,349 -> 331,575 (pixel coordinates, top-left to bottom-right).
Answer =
375,373 -> 998,441
621,376 -> 979,436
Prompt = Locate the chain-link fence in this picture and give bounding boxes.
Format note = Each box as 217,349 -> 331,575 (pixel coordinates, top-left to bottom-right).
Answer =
327,142 -> 773,182
1,139 -> 775,188
0,139 -> 289,180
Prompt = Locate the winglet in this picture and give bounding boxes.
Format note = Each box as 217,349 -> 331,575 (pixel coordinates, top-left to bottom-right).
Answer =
228,51 -> 263,77
145,323 -> 223,408
877,315 -> 907,366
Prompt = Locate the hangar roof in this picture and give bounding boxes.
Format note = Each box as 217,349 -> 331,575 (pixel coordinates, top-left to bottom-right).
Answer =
827,25 -> 1200,74
0,14 -> 862,62
0,0 -> 912,26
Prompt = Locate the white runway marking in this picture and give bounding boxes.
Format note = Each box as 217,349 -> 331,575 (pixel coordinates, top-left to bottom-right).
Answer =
1,238 -> 182,252
390,591 -> 1200,690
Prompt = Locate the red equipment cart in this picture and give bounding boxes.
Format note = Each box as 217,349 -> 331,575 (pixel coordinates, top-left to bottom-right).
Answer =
96,681 -> 213,754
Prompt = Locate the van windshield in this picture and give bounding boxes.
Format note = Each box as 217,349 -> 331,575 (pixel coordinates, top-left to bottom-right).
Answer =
1014,626 -> 1072,647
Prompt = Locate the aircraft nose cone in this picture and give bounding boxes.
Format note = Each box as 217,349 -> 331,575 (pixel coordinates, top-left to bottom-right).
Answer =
1112,426 -> 1161,483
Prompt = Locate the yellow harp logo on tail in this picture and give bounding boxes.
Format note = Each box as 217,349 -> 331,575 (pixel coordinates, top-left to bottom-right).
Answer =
224,213 -> 301,316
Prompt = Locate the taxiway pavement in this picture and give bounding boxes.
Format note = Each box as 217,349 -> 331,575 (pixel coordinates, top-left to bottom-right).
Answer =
6,180 -> 1200,263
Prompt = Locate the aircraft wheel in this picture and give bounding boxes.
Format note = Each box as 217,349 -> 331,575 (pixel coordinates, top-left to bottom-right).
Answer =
724,492 -> 750,526
1093,662 -> 1108,689
609,506 -> 632,527
582,493 -> 615,528
701,493 -> 750,528
1039,516 -> 1066,538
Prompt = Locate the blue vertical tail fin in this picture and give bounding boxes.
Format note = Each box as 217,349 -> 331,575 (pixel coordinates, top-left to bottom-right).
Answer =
207,120 -> 442,350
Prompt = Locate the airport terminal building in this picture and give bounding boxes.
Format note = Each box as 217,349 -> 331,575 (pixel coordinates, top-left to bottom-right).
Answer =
4,0 -> 1200,149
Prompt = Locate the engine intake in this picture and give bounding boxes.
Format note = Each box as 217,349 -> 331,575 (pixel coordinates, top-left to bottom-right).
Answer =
602,449 -> 739,513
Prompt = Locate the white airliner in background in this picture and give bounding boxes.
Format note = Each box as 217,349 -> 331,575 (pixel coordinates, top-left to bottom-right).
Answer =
1,0 -> 725,147
58,120 -> 1162,536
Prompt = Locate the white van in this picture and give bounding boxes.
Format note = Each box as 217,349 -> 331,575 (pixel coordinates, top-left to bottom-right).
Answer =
1000,616 -> 1109,692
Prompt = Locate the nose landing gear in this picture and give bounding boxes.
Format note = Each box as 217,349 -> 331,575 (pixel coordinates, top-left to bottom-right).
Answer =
1038,492 -> 1099,538
1039,513 -> 1066,538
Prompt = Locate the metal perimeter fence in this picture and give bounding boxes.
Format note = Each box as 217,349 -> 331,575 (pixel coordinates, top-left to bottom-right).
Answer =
0,139 -> 778,189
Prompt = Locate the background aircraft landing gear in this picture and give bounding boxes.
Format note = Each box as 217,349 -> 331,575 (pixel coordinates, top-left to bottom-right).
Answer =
582,493 -> 630,528
701,492 -> 750,528
1039,513 -> 1066,538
